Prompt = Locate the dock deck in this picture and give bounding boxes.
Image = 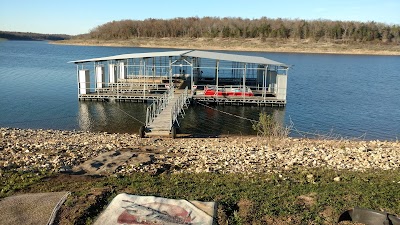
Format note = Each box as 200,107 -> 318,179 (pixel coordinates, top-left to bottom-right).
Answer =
79,92 -> 162,102
78,91 -> 285,106
192,95 -> 286,106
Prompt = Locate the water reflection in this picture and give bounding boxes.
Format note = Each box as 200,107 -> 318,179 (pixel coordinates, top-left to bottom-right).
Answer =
77,101 -> 285,136
179,104 -> 285,136
78,103 -> 90,131
77,101 -> 147,134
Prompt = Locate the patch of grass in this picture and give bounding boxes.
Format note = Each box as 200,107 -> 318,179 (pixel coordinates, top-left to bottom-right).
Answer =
0,169 -> 50,197
252,112 -> 291,138
1,169 -> 399,224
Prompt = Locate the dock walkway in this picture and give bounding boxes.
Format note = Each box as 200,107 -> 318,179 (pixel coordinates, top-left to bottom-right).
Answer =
144,87 -> 189,137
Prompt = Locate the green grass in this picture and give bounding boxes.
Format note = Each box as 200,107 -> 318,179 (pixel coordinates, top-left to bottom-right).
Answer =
0,170 -> 50,197
1,169 -> 399,224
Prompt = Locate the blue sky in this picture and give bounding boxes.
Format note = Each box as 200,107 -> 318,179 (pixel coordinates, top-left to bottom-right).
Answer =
0,0 -> 399,35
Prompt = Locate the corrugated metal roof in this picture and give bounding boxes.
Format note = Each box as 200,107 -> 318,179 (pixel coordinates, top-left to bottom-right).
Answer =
69,49 -> 287,67
184,50 -> 287,67
68,50 -> 192,63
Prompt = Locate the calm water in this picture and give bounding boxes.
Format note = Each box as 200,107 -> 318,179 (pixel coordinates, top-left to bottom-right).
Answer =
0,41 -> 399,140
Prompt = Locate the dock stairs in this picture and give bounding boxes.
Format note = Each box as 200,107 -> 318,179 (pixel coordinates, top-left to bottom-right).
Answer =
142,86 -> 190,138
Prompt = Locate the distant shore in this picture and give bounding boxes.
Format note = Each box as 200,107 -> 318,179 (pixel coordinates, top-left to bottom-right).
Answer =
53,37 -> 400,56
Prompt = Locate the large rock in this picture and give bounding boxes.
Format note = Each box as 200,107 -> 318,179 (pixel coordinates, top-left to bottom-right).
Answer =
73,150 -> 153,175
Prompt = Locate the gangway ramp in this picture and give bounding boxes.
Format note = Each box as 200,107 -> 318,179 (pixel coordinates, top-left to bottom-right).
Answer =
143,87 -> 190,138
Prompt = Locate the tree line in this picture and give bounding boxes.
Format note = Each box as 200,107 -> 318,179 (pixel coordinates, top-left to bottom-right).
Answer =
83,17 -> 400,43
0,31 -> 70,41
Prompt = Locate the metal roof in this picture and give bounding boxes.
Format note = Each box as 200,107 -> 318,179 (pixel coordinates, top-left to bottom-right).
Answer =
69,50 -> 192,63
185,50 -> 287,67
69,49 -> 287,67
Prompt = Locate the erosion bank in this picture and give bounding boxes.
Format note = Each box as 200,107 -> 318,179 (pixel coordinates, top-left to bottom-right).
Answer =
54,38 -> 400,56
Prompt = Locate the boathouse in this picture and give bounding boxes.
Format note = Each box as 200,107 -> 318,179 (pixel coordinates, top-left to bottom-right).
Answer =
70,50 -> 289,137
70,50 -> 289,105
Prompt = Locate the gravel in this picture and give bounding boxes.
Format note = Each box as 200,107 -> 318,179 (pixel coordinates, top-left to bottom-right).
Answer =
1,127 -> 399,175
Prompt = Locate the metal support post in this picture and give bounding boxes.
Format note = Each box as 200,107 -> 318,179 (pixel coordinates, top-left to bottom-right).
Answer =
243,63 -> 247,97
216,60 -> 219,97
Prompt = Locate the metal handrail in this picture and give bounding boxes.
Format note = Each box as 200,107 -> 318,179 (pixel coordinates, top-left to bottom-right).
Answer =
170,86 -> 189,128
146,91 -> 167,126
145,85 -> 175,127
145,85 -> 189,132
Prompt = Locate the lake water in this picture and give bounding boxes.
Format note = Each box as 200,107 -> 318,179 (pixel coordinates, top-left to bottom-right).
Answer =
0,41 -> 399,140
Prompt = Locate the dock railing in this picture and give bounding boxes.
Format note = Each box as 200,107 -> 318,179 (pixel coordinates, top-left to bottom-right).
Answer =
145,85 -> 175,127
170,86 -> 189,128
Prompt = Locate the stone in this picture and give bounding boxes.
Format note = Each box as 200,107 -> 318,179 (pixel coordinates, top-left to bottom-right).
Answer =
1,127 -> 400,175
59,165 -> 73,173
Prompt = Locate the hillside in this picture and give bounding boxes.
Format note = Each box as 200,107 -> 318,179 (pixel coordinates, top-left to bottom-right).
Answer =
56,17 -> 400,55
0,31 -> 71,41
81,17 -> 400,44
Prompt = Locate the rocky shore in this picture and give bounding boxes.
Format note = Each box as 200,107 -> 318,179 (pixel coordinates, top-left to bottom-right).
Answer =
1,127 -> 399,175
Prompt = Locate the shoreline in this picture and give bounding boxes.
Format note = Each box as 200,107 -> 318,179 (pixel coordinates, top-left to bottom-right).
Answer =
53,38 -> 400,56
1,127 -> 399,175
2,127 -> 399,224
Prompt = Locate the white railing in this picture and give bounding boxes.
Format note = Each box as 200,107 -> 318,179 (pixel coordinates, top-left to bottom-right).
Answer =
145,85 -> 175,126
80,81 -> 168,95
170,86 -> 189,128
169,85 -> 175,99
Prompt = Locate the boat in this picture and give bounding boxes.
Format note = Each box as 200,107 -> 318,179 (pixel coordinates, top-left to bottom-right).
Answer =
203,85 -> 254,96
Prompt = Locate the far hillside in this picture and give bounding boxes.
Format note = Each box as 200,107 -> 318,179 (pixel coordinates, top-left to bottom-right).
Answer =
80,17 -> 400,44
0,31 -> 71,41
